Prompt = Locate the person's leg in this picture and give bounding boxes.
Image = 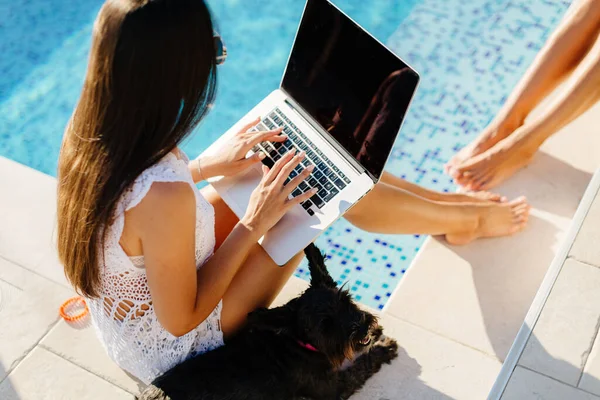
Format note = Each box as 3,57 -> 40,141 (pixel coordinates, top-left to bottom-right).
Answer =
344,180 -> 529,245
446,0 -> 600,173
380,172 -> 507,203
454,28 -> 600,190
201,185 -> 303,339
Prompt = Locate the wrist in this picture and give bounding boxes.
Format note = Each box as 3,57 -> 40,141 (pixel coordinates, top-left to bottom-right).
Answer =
193,155 -> 217,181
238,217 -> 264,241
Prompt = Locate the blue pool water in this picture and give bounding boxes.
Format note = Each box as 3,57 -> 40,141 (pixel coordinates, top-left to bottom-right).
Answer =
0,0 -> 572,309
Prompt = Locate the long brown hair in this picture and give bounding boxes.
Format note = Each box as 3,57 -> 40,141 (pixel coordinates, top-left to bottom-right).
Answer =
57,0 -> 217,297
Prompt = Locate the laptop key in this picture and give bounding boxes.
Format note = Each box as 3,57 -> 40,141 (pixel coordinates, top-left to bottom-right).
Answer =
314,170 -> 323,179
292,188 -> 302,198
311,195 -> 324,208
343,176 -> 351,184
324,189 -> 338,202
299,182 -> 309,191
324,181 -> 333,191
327,170 -> 337,180
289,170 -> 298,179
334,178 -> 345,189
301,200 -> 312,210
318,176 -> 328,185
322,167 -> 330,176
262,157 -> 274,168
306,208 -> 315,216
318,188 -> 328,199
308,177 -> 318,187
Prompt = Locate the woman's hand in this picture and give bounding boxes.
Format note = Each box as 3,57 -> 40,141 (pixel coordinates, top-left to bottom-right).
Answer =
194,117 -> 287,181
241,150 -> 316,238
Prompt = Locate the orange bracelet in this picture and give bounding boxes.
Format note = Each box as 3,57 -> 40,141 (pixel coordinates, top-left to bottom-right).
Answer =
59,296 -> 89,322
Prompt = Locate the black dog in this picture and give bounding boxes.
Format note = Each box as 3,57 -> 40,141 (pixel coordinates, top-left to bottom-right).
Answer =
139,244 -> 398,400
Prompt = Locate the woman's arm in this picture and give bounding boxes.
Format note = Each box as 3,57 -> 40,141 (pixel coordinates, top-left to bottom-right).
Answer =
187,118 -> 286,184
188,155 -> 225,184
133,151 -> 314,337
132,181 -> 258,337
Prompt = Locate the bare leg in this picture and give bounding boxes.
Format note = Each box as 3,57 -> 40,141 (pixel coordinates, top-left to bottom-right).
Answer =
446,0 -> 600,174
455,28 -> 600,190
344,181 -> 529,245
201,185 -> 303,339
380,172 -> 507,203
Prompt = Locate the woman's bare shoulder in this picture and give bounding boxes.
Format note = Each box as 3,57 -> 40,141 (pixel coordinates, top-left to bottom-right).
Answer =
125,181 -> 196,237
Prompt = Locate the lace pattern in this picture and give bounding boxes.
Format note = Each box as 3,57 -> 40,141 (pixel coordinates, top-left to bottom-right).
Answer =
86,151 -> 223,384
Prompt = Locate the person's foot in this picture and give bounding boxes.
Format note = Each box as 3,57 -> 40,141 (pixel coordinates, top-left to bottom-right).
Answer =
445,196 -> 530,245
451,126 -> 539,190
441,189 -> 508,204
445,115 -> 524,177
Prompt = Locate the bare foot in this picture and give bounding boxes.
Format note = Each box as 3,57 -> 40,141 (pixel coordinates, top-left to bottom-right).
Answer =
445,115 -> 524,177
452,126 -> 539,190
442,190 -> 508,204
445,197 -> 530,245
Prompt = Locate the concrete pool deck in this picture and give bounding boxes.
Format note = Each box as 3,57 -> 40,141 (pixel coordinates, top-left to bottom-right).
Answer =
1,98 -> 599,399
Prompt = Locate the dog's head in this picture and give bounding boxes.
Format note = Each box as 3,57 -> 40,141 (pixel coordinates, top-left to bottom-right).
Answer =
247,244 -> 380,368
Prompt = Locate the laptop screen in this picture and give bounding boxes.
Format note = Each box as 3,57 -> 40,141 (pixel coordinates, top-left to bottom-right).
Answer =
282,0 -> 419,179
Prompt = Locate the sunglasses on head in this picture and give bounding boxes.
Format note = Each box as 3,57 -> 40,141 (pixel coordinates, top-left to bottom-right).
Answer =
214,32 -> 227,65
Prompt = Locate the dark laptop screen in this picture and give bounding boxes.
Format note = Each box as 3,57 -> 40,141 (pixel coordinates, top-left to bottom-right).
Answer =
282,0 -> 419,179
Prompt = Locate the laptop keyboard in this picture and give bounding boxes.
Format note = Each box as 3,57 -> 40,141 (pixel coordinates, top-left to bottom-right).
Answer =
250,107 -> 351,216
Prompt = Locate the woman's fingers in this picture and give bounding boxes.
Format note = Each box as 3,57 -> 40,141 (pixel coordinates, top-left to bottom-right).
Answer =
236,116 -> 262,135
274,152 -> 305,187
287,188 -> 317,209
264,150 -> 296,183
241,150 -> 267,169
248,128 -> 285,147
283,164 -> 314,196
262,164 -> 269,176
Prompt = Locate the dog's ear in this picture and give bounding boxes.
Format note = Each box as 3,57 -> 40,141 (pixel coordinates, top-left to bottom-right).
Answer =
305,243 -> 336,288
246,302 -> 296,335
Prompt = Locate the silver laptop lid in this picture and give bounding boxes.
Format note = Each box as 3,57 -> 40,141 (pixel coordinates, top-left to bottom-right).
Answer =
281,0 -> 420,180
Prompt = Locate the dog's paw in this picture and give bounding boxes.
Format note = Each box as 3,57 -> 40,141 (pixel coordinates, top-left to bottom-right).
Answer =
370,337 -> 398,364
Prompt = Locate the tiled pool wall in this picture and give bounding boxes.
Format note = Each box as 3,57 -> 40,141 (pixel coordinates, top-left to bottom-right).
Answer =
0,0 -> 573,309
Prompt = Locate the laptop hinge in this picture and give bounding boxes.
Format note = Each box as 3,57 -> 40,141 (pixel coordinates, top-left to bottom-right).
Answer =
280,91 -> 371,181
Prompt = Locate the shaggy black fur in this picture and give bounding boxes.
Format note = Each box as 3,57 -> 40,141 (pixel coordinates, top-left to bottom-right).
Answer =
138,244 -> 398,400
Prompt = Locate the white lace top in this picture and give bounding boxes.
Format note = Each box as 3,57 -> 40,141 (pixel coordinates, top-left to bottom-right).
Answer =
86,151 -> 224,385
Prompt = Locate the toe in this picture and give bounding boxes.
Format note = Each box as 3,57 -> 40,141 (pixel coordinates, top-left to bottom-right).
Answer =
454,171 -> 471,186
510,196 -> 528,207
469,172 -> 491,191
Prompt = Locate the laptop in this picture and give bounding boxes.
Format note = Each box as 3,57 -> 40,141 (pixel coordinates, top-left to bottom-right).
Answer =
201,0 -> 420,265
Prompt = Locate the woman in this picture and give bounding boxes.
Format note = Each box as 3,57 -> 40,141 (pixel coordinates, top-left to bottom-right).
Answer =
57,0 -> 529,385
446,0 -> 600,190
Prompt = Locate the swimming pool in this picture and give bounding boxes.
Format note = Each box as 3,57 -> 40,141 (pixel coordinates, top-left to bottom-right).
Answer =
0,0 -> 572,309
